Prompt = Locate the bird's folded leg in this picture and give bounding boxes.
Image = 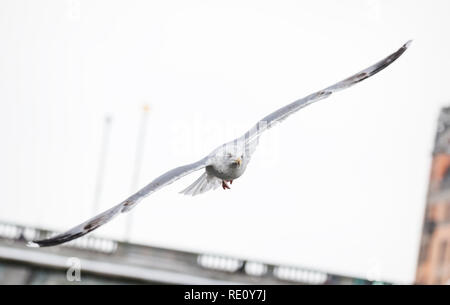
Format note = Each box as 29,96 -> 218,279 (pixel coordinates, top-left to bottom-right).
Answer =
222,180 -> 231,190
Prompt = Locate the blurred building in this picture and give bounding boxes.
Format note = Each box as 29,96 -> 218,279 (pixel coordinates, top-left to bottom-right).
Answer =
416,107 -> 450,284
0,221 -> 385,285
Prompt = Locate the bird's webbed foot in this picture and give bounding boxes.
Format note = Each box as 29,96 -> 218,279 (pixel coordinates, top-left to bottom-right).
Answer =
222,180 -> 233,190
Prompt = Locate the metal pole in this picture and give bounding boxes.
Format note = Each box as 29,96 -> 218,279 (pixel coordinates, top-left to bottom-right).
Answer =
124,105 -> 150,241
92,115 -> 112,214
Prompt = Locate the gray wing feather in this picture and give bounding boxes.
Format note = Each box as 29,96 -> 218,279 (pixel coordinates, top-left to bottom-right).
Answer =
28,157 -> 210,247
239,40 -> 412,149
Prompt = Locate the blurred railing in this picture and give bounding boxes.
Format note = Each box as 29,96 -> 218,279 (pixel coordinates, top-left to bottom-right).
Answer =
0,221 -> 386,285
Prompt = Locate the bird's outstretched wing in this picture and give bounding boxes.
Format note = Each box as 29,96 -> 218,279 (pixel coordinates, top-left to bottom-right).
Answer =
28,41 -> 411,247
239,40 -> 412,156
28,157 -> 210,247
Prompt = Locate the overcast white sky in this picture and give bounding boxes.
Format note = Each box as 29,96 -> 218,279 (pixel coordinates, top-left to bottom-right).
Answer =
1,0 -> 449,284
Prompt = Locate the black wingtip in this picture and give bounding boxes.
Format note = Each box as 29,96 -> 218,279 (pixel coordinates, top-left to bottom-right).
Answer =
26,230 -> 85,247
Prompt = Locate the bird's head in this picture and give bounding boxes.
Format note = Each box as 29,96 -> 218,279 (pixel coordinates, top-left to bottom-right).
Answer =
226,152 -> 243,168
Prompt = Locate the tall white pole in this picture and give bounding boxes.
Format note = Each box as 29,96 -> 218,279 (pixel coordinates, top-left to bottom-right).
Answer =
92,115 -> 112,214
124,105 -> 150,242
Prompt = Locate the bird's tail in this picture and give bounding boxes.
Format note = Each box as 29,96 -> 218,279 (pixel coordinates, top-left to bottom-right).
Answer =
179,172 -> 221,196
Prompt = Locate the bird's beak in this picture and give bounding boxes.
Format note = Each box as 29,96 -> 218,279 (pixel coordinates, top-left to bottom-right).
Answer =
235,157 -> 242,167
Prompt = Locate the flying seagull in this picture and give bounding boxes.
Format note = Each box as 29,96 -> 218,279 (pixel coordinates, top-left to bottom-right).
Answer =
28,40 -> 412,247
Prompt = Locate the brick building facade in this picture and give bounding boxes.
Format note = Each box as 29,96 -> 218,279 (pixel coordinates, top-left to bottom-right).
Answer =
416,107 -> 450,284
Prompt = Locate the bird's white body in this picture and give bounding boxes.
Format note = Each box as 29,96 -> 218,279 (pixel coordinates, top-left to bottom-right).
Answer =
206,161 -> 247,181
180,145 -> 250,195
207,146 -> 249,180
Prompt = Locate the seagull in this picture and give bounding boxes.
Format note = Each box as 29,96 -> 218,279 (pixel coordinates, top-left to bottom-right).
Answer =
28,41 -> 411,247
